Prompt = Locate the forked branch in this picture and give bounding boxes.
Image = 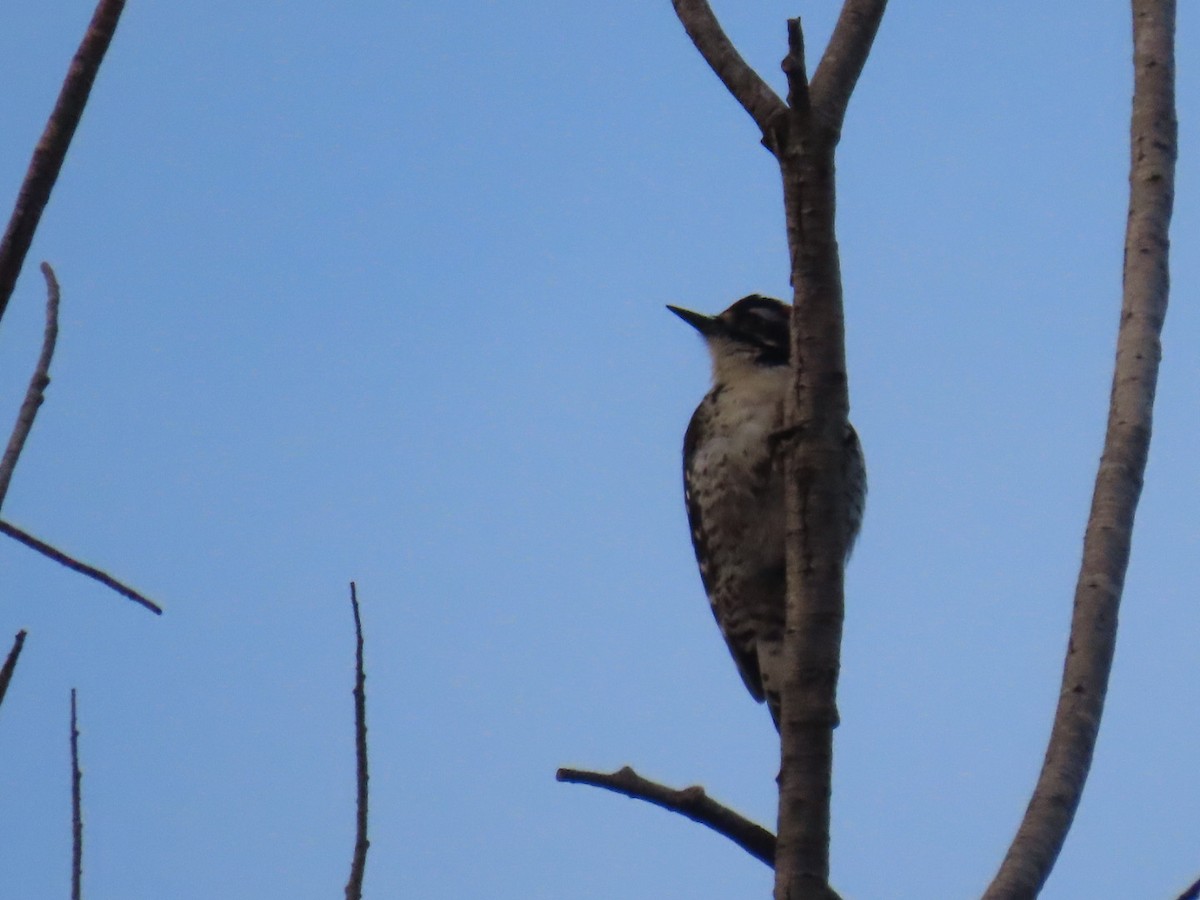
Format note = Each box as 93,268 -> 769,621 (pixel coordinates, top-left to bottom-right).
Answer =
665,5 -> 887,898
982,1 -> 1177,896
0,264 -> 161,615
557,765 -> 776,866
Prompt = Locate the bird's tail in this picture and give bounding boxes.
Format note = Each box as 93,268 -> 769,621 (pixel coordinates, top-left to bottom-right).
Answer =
757,640 -> 783,732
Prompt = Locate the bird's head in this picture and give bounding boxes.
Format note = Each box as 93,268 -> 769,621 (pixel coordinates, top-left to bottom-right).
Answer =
668,294 -> 791,382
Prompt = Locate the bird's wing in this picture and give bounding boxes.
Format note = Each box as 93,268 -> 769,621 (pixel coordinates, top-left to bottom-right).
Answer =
683,397 -> 766,703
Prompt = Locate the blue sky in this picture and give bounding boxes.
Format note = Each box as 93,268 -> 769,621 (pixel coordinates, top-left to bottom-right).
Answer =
1,2 -> 1197,898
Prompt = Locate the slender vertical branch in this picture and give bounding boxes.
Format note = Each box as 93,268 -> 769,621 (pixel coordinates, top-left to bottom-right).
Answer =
71,689 -> 83,900
982,1 -> 1176,896
774,98 -> 847,900
344,582 -> 370,900
0,0 -> 127,327
0,630 -> 28,712
772,1 -> 889,892
0,263 -> 60,513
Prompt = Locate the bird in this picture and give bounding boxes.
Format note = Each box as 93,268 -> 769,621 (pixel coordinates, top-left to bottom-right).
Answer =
668,294 -> 866,728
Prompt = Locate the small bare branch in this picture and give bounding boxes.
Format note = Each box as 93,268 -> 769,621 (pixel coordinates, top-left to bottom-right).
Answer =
0,630 -> 28,712
671,0 -> 786,139
0,520 -> 162,615
0,0 -> 127,326
0,263 -> 60,513
983,1 -> 1177,897
809,0 -> 888,138
70,689 -> 83,900
782,19 -> 811,119
344,582 -> 370,900
556,765 -> 776,866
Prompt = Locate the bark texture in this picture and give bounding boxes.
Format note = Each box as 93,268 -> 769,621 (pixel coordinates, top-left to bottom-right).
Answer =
772,7 -> 885,898
982,2 -> 1176,896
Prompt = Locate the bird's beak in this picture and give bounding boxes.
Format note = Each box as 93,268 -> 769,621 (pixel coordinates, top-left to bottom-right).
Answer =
666,305 -> 719,336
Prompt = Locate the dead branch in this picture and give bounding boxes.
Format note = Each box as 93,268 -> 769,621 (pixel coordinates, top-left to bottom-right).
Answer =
982,1 -> 1177,897
0,630 -> 28,711
0,263 -> 60,512
70,689 -> 83,900
0,0 -> 127,326
670,0 -> 786,140
344,582 -> 370,900
556,765 -> 776,867
0,520 -> 162,615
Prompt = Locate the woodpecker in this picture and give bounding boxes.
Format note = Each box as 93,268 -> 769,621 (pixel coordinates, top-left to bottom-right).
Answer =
668,294 -> 866,728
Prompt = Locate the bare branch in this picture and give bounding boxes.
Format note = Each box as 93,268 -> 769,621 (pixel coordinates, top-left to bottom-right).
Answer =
344,582 -> 370,900
670,0 -> 786,139
556,765 -> 776,866
809,0 -> 888,138
0,630 -> 28,712
782,19 -> 811,119
0,519 -> 162,615
0,0 -> 127,326
0,263 -> 60,513
982,2 -> 1177,897
70,689 -> 83,900
774,22 -> 850,898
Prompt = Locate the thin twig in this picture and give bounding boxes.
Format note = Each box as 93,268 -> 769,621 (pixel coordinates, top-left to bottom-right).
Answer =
982,2 -> 1177,897
670,0 -> 786,140
556,765 -> 776,866
0,0 -> 127,326
0,263 -> 60,512
70,689 -> 83,900
0,630 -> 28,711
0,520 -> 162,615
344,582 -> 370,900
809,0 -> 889,139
